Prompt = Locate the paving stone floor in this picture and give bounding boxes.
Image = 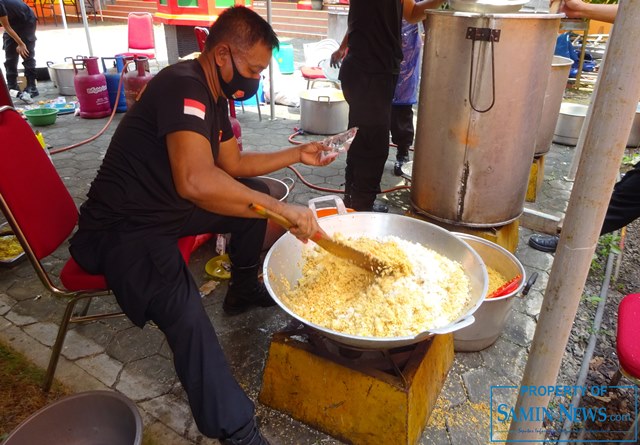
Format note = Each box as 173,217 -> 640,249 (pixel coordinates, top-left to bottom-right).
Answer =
0,22 -> 581,445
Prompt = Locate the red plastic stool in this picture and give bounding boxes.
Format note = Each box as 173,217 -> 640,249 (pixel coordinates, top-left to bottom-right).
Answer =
611,293 -> 640,441
615,293 -> 640,382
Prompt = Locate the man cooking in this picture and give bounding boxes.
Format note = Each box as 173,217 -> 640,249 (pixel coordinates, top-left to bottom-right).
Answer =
69,6 -> 334,445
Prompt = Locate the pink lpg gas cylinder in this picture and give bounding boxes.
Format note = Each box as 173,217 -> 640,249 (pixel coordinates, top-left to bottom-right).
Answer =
124,57 -> 154,109
74,57 -> 112,118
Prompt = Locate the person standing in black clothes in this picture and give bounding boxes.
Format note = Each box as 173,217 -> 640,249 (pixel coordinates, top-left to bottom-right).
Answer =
330,0 -> 443,212
0,0 -> 38,97
69,7 -> 334,444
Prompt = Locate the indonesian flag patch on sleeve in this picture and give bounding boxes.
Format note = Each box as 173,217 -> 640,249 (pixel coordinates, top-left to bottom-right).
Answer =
184,98 -> 206,120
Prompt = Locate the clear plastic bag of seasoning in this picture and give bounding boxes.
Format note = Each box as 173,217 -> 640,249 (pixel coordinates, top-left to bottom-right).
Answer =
320,127 -> 358,161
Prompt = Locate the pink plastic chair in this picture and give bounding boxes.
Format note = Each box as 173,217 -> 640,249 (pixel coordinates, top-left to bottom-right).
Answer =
117,12 -> 157,63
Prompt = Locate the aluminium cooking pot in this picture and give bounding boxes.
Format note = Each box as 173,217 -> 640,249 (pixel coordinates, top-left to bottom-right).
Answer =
263,211 -> 488,349
452,234 -> 533,352
299,87 -> 349,135
46,57 -> 78,96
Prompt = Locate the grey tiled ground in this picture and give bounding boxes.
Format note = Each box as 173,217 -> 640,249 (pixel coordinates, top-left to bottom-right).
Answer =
0,22 -> 582,445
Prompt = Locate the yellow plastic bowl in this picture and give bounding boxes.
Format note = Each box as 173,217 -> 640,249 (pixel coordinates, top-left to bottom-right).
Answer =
205,254 -> 231,280
24,108 -> 58,126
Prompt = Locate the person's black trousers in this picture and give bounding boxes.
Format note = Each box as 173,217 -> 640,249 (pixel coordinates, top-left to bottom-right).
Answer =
601,162 -> 640,235
339,58 -> 397,211
70,178 -> 268,439
390,104 -> 414,158
2,22 -> 37,88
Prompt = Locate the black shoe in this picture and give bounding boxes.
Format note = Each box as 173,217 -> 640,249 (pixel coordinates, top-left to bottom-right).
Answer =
371,201 -> 389,213
393,155 -> 410,177
223,265 -> 276,316
528,234 -> 559,253
24,85 -> 39,97
222,418 -> 271,445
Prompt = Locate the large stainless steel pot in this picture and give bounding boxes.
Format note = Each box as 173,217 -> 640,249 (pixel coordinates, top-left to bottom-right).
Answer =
553,102 -> 588,146
263,212 -> 488,349
299,87 -> 349,135
411,11 -> 562,227
534,56 -> 573,155
46,58 -> 77,96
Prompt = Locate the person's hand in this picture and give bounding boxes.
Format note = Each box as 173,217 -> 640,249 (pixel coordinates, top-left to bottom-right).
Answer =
299,141 -> 337,166
330,48 -> 345,69
279,203 -> 324,242
559,0 -> 586,18
16,43 -> 29,59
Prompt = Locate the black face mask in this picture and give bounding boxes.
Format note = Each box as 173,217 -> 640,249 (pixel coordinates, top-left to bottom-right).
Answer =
217,49 -> 260,102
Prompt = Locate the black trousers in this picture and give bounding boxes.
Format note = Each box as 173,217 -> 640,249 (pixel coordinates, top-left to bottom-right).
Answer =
390,104 -> 414,158
601,162 -> 640,235
70,178 -> 268,439
3,23 -> 37,87
339,57 -> 397,210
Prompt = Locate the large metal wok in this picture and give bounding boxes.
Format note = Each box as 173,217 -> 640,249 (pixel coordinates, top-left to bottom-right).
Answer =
263,212 -> 488,349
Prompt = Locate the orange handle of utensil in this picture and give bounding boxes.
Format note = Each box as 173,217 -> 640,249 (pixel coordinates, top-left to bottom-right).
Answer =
249,203 -> 293,229
250,203 -> 327,242
487,274 -> 522,299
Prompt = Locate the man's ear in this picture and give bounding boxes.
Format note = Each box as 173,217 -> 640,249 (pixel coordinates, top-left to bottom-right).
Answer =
213,45 -> 230,67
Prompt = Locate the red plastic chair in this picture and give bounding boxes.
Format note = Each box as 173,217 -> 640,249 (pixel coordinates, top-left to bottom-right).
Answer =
194,26 -> 209,53
117,12 -> 157,63
611,293 -> 640,441
0,106 -> 197,391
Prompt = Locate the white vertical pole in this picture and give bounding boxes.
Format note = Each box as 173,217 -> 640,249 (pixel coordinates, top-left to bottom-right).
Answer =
59,0 -> 68,29
78,0 -> 93,56
507,0 -> 640,440
267,0 -> 275,120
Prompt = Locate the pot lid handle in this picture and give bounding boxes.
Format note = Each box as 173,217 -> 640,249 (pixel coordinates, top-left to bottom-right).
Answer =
308,195 -> 348,218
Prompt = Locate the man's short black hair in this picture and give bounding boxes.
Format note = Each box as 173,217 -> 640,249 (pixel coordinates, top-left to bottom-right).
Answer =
205,6 -> 279,53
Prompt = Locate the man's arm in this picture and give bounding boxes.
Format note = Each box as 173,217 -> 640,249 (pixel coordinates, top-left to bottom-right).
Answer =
215,136 -> 334,178
166,131 -> 327,239
560,0 -> 618,23
330,32 -> 349,68
0,16 -> 29,58
402,0 -> 446,24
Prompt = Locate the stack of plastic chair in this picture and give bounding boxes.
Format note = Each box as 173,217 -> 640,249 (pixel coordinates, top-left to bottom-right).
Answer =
301,38 -> 341,89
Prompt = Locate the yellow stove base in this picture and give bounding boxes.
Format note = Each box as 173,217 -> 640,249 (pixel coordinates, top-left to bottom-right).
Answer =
405,210 -> 520,254
526,154 -> 546,203
259,332 -> 454,445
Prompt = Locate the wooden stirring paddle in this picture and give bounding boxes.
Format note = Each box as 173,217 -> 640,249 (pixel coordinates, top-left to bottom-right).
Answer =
249,203 -> 394,273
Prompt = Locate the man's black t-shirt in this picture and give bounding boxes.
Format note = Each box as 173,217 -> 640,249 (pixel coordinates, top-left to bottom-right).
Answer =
77,59 -> 234,236
0,0 -> 36,27
345,0 -> 403,74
